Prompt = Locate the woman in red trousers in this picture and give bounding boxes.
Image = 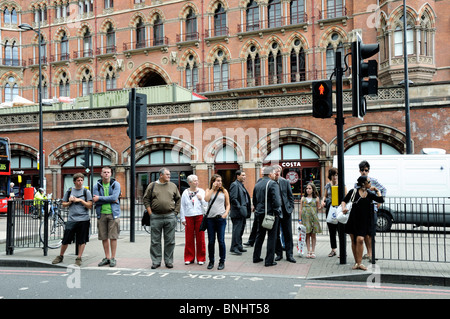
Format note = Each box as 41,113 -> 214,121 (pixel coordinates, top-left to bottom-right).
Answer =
180,175 -> 207,265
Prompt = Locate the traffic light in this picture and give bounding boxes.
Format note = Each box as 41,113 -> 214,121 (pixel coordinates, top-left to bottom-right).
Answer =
351,34 -> 379,120
127,89 -> 147,140
312,80 -> 332,118
80,147 -> 90,169
135,93 -> 147,140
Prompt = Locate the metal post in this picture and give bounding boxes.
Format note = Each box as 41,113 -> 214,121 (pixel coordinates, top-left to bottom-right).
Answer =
335,51 -> 346,265
6,201 -> 14,255
43,200 -> 49,256
129,88 -> 136,242
38,19 -> 45,190
403,0 -> 412,154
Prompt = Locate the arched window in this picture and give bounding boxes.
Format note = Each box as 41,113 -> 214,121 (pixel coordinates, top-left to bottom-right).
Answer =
246,0 -> 259,31
106,24 -> 115,53
214,3 -> 227,36
213,50 -> 228,90
215,146 -> 237,163
12,41 -> 18,66
59,72 -> 70,97
81,69 -> 93,96
136,18 -> 145,48
246,45 -> 261,87
185,54 -> 198,91
60,32 -> 69,60
153,15 -> 164,46
105,65 -> 116,90
83,29 -> 92,56
268,42 -> 282,84
4,40 -> 11,65
326,37 -> 344,77
185,9 -> 197,41
3,8 -> 10,23
345,141 -> 401,155
39,35 -> 46,63
394,23 -> 414,56
290,41 -> 305,82
4,76 -> 18,103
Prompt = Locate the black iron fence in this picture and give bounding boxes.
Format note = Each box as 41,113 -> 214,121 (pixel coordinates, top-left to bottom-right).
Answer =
4,196 -> 449,262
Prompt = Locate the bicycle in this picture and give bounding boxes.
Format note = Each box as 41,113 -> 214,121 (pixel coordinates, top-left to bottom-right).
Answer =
39,199 -> 66,249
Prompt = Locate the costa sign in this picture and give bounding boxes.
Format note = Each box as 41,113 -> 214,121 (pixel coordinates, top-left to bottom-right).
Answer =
281,162 -> 301,168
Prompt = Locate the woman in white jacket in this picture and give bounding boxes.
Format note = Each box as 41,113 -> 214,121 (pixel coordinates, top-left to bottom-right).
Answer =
180,175 -> 207,265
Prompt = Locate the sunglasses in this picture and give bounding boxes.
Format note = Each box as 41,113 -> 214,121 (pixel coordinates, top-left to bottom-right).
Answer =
361,169 -> 370,172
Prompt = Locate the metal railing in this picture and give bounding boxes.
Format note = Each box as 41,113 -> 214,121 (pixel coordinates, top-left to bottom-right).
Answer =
4,196 -> 449,262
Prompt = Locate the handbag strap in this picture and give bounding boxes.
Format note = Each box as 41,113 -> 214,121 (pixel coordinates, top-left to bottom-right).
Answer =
205,191 -> 219,217
350,189 -> 357,203
264,180 -> 272,216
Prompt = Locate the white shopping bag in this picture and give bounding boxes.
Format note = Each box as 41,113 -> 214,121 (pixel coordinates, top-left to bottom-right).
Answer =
297,224 -> 307,257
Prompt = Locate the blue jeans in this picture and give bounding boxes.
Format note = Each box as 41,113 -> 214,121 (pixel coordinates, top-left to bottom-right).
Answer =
206,216 -> 226,263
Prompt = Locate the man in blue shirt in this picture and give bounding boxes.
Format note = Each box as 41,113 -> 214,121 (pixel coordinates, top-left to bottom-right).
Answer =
93,166 -> 121,267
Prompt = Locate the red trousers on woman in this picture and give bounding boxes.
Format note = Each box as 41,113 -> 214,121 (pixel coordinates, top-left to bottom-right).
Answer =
184,215 -> 206,263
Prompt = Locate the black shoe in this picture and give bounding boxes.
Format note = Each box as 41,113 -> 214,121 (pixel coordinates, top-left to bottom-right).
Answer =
230,249 -> 242,255
217,262 -> 225,270
287,256 -> 297,263
264,262 -> 277,267
166,263 -> 173,268
151,263 -> 161,269
275,255 -> 282,261
243,242 -> 254,247
253,258 -> 263,263
207,262 -> 214,269
238,248 -> 247,252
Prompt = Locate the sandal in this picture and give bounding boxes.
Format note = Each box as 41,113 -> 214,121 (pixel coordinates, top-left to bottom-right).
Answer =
358,263 -> 367,271
352,263 -> 359,270
328,250 -> 337,257
306,252 -> 311,258
310,253 -> 316,259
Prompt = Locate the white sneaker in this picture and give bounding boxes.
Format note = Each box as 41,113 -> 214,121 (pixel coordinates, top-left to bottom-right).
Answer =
185,261 -> 191,265
198,261 -> 204,265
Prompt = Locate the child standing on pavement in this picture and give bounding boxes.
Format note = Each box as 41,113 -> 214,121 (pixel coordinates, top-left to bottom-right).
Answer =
299,182 -> 322,258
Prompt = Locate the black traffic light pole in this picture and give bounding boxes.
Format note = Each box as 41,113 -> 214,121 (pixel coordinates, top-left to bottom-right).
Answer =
129,88 -> 136,243
335,51 -> 347,265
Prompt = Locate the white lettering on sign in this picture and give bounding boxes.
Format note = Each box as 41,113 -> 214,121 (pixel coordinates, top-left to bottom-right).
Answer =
281,162 -> 301,168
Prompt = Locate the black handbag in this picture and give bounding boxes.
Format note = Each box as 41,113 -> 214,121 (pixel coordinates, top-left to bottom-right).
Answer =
141,210 -> 150,226
141,182 -> 155,226
199,191 -> 219,231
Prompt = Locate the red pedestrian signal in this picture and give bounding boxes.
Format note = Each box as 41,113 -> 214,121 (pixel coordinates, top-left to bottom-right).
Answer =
312,80 -> 332,118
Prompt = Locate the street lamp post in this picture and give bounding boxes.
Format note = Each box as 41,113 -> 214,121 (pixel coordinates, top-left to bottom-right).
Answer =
19,20 -> 44,190
403,0 -> 412,154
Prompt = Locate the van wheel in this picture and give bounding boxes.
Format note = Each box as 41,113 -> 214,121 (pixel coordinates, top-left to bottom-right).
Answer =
376,211 -> 392,232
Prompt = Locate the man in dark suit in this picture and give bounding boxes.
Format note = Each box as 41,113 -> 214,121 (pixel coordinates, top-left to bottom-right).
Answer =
229,170 -> 251,255
273,165 -> 296,263
252,166 -> 281,267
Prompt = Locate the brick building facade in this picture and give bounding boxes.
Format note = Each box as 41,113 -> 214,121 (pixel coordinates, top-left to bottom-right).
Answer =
0,0 -> 449,198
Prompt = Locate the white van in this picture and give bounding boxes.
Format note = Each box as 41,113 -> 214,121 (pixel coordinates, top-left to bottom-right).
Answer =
332,154 -> 450,231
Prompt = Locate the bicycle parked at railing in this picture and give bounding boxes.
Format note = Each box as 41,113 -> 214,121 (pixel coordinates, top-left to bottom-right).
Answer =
39,199 -> 66,249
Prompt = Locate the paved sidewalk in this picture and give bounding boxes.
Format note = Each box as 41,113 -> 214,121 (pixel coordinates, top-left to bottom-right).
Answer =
1,230 -> 450,286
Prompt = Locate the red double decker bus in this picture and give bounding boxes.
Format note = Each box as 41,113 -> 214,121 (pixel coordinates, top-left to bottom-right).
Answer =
0,137 -> 11,213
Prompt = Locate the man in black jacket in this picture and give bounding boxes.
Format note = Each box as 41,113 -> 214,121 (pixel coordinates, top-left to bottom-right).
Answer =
273,165 -> 296,263
252,166 -> 281,266
229,170 -> 251,255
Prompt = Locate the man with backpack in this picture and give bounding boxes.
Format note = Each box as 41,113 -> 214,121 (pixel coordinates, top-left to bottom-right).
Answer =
52,173 -> 92,266
93,166 -> 121,267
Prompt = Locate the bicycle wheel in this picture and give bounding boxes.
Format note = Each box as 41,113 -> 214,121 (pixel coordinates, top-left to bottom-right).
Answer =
40,215 -> 66,249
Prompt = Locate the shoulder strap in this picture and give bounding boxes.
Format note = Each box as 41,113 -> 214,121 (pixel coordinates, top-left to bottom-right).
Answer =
265,180 -> 272,216
148,182 -> 156,207
205,191 -> 220,217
